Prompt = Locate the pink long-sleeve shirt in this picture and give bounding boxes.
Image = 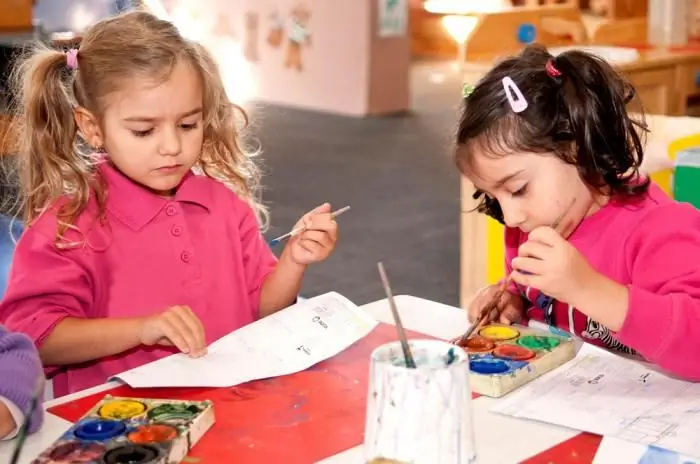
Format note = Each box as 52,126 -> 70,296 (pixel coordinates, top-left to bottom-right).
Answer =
0,163 -> 277,397
505,183 -> 700,380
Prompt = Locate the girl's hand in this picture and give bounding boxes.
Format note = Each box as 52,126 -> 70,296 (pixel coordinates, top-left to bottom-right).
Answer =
468,284 -> 525,326
138,305 -> 207,357
0,402 -> 15,439
286,203 -> 338,266
510,226 -> 598,304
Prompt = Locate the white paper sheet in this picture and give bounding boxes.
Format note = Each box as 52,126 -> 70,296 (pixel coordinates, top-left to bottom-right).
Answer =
492,344 -> 700,458
594,436 -> 700,464
0,413 -> 72,464
114,292 -> 378,388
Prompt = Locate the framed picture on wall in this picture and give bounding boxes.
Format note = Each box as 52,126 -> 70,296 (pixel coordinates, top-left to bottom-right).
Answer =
378,0 -> 407,37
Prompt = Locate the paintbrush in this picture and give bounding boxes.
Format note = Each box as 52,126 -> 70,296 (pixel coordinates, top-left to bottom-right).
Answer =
455,198 -> 576,344
268,205 -> 351,247
9,375 -> 43,464
455,278 -> 508,345
377,262 -> 416,369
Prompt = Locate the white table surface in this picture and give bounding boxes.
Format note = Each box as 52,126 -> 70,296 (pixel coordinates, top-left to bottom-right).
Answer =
0,295 -> 582,464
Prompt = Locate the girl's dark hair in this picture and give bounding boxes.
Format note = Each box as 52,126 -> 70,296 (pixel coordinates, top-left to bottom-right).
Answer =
455,44 -> 649,223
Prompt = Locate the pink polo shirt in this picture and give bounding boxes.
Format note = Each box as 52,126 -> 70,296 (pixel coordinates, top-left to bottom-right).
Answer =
0,163 -> 277,397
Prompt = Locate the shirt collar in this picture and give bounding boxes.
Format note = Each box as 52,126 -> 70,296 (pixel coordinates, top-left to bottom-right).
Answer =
99,162 -> 212,231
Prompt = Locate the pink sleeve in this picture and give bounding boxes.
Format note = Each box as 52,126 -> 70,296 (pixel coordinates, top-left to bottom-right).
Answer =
615,203 -> 700,380
236,200 -> 278,320
504,226 -> 524,296
0,227 -> 91,350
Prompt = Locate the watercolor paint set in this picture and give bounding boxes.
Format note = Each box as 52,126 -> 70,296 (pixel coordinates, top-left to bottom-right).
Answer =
32,395 -> 215,464
457,323 -> 576,397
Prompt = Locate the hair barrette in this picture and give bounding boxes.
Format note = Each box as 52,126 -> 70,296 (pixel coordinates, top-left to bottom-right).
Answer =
65,49 -> 79,70
462,83 -> 475,99
502,76 -> 527,113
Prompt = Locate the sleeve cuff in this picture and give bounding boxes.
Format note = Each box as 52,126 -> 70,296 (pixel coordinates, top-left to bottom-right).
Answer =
12,310 -> 73,350
0,397 -> 23,440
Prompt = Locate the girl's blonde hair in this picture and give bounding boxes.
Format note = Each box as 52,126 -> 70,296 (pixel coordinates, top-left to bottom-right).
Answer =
8,9 -> 266,246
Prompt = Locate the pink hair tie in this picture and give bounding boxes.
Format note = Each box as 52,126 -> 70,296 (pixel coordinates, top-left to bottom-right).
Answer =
545,59 -> 561,78
65,49 -> 79,70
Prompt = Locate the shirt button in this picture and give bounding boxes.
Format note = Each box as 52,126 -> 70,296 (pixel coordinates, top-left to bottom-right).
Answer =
171,225 -> 182,236
181,251 -> 190,263
165,205 -> 177,216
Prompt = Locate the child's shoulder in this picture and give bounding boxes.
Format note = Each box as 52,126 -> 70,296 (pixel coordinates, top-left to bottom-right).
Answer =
23,195 -> 102,244
612,183 -> 700,261
619,184 -> 700,269
623,183 -> 700,230
15,200 -> 115,263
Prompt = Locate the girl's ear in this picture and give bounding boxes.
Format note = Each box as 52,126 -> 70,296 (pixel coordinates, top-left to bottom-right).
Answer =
74,107 -> 103,149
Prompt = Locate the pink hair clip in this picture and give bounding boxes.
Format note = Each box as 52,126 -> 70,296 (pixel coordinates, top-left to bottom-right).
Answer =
65,49 -> 79,70
502,76 -> 528,113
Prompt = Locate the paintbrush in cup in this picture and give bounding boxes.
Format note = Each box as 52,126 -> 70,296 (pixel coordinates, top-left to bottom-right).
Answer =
455,198 -> 576,344
377,262 -> 416,369
268,205 -> 351,247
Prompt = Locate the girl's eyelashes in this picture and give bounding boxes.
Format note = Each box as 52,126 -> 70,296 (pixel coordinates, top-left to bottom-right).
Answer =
511,184 -> 528,197
130,122 -> 199,138
180,122 -> 199,130
131,129 -> 153,137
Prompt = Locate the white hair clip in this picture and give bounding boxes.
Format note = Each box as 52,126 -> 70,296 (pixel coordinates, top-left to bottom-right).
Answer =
502,76 -> 528,113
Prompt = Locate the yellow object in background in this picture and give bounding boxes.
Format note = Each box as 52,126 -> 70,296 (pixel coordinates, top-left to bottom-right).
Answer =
486,217 -> 505,284
651,133 -> 700,196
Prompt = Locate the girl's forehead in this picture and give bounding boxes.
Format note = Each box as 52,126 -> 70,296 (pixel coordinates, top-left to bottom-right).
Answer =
465,151 -> 534,183
109,61 -> 202,118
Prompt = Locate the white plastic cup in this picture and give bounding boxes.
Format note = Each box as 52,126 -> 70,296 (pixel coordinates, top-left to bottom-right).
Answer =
363,339 -> 476,464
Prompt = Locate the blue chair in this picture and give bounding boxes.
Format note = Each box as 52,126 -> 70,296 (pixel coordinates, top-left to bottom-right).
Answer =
0,214 -> 23,300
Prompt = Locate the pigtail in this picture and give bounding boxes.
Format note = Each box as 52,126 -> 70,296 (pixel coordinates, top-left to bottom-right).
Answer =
190,42 -> 269,229
551,51 -> 649,198
11,46 -> 75,221
9,45 -> 101,246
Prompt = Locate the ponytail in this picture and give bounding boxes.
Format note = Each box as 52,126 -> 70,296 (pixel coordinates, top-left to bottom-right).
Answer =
9,44 -> 100,244
549,51 -> 648,197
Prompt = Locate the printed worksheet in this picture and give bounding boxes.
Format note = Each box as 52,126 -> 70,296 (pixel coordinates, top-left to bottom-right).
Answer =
492,344 -> 700,457
113,292 -> 378,387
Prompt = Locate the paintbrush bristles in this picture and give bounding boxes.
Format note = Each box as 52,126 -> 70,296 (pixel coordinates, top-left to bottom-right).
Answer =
377,262 -> 416,369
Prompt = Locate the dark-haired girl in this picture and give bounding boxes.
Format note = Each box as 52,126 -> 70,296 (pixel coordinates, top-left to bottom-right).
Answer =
456,44 -> 700,380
